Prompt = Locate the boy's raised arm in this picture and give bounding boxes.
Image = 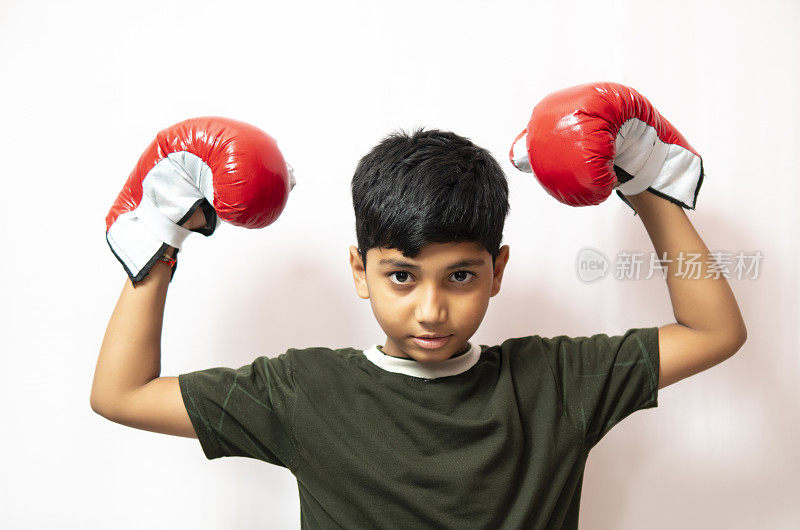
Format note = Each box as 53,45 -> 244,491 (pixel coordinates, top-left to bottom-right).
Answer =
92,117 -> 295,438
507,82 -> 747,391
624,191 -> 747,390
91,242 -> 197,439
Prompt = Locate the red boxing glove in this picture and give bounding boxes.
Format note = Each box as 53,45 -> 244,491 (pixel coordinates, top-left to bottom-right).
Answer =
509,82 -> 704,210
106,117 -> 296,283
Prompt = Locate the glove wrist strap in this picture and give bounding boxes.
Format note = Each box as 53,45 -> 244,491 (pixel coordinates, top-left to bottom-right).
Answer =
137,195 -> 194,249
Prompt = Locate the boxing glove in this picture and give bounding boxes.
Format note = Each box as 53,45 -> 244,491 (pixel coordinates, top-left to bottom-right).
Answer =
509,82 -> 704,210
106,116 -> 296,283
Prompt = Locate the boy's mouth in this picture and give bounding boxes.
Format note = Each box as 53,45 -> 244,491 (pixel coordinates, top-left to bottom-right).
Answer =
412,334 -> 453,349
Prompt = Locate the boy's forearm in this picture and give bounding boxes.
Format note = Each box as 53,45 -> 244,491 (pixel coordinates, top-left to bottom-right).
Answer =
91,248 -> 176,413
624,192 -> 746,340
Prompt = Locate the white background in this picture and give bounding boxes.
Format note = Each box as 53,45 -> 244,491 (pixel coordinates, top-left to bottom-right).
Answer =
1,0 -> 797,528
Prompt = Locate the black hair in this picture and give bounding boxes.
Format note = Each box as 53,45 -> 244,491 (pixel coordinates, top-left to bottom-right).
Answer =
351,128 -> 509,271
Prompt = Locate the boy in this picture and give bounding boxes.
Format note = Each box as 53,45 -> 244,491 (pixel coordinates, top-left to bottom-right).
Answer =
92,128 -> 746,529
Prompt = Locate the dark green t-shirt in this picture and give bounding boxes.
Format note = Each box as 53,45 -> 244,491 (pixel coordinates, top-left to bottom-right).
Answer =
178,327 -> 659,529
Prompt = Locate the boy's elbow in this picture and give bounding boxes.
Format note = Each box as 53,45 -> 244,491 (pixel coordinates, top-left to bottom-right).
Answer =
738,321 -> 747,343
90,391 -> 115,418
735,324 -> 748,352
90,395 -> 106,417
723,323 -> 748,358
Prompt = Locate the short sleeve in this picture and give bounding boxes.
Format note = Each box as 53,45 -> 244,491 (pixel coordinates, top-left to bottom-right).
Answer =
178,351 -> 299,471
552,327 -> 660,448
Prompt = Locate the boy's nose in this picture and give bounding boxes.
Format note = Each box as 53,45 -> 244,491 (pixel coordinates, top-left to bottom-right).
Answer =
414,286 -> 447,324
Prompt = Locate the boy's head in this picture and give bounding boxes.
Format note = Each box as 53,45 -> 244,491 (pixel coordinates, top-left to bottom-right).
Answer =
349,128 -> 511,362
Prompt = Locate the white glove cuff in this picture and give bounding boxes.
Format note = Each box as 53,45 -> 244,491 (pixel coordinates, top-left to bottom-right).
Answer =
107,151 -> 215,282
614,118 -> 703,208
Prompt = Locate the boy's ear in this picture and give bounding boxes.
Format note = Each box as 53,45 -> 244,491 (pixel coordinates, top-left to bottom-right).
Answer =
349,245 -> 370,299
490,245 -> 510,298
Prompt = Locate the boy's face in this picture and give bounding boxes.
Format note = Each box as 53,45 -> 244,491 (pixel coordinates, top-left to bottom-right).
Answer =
349,241 -> 510,362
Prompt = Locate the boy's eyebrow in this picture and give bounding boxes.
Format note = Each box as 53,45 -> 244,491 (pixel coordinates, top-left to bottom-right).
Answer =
378,258 -> 486,270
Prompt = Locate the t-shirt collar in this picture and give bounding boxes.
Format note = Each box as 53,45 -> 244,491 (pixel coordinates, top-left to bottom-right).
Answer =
362,342 -> 481,379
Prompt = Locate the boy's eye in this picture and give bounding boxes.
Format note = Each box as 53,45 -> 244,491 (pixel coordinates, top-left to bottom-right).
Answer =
386,271 -> 475,285
388,271 -> 412,284
451,271 -> 473,283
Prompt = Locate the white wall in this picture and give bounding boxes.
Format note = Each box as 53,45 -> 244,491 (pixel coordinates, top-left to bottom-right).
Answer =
1,0 -> 797,528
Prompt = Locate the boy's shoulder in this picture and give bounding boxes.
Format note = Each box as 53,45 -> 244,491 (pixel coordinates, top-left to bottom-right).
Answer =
283,344 -> 363,361
278,344 -> 367,376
